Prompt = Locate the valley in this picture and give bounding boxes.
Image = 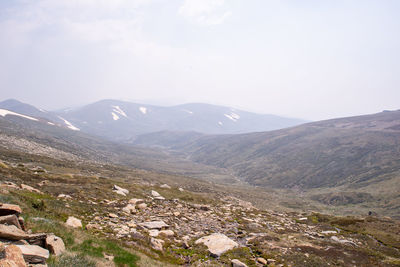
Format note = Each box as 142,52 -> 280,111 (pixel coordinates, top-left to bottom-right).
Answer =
0,99 -> 399,266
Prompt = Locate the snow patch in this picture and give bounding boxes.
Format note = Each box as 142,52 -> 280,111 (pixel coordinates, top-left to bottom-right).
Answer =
47,122 -> 55,125
183,109 -> 193,114
112,105 -> 127,117
139,107 -> 147,114
57,116 -> 80,131
224,112 -> 240,122
111,112 -> 119,121
39,108 -> 47,113
218,121 -> 223,126
0,109 -> 38,121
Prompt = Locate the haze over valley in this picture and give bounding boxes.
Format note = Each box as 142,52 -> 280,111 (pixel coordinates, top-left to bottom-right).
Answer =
1,1 -> 400,266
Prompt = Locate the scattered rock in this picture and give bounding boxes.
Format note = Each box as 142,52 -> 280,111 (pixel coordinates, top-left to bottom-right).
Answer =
122,204 -> 136,214
103,252 -> 114,261
108,213 -> 118,218
57,194 -> 72,199
159,230 -> 174,237
20,184 -> 41,194
150,238 -> 164,251
16,245 -> 49,264
137,203 -> 147,209
86,223 -> 101,230
257,257 -> 267,265
0,244 -> 27,267
0,214 -> 22,229
113,185 -> 129,196
149,230 -> 159,237
331,236 -> 357,246
65,216 -> 82,228
231,259 -> 248,267
160,184 -> 171,189
139,220 -> 169,230
321,230 -> 337,235
178,187 -> 184,192
151,190 -> 165,200
129,198 -> 144,205
45,235 -> 65,256
0,204 -> 22,216
37,180 -> 49,187
195,233 -> 238,257
0,224 -> 29,240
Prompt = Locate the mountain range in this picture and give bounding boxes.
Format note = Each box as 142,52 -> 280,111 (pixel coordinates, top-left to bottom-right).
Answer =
0,99 -> 306,142
1,98 -> 399,217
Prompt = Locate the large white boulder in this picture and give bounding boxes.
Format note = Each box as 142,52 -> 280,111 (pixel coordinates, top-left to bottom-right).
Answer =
195,233 -> 238,257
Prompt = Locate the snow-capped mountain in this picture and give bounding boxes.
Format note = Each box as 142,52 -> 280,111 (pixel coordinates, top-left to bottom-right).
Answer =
0,99 -> 80,131
0,99 -> 306,141
56,99 -> 306,141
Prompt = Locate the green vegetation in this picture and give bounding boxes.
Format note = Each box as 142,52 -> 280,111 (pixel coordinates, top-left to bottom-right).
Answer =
72,239 -> 139,267
48,254 -> 96,267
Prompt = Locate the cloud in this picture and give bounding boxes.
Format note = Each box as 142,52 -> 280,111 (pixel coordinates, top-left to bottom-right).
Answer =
178,0 -> 231,26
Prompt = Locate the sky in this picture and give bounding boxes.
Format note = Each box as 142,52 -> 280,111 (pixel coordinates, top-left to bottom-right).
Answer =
0,0 -> 399,120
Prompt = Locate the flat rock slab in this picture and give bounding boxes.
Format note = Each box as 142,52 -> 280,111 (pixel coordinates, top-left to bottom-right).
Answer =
0,245 -> 27,267
138,220 -> 169,230
0,224 -> 28,240
16,245 -> 49,264
231,259 -> 248,267
0,204 -> 22,216
0,214 -> 22,229
195,233 -> 238,257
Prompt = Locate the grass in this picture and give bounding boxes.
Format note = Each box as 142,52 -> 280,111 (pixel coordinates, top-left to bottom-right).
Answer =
72,239 -> 139,267
48,254 -> 96,267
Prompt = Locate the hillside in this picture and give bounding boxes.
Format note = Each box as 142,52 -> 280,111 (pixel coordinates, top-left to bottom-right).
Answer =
135,110 -> 400,188
134,110 -> 400,218
1,122 -> 399,267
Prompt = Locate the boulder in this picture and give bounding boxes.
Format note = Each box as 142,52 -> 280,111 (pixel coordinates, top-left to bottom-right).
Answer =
151,190 -> 165,200
148,230 -> 159,237
178,187 -> 184,192
122,204 -> 136,214
65,216 -> 82,228
231,259 -> 248,267
0,244 -> 27,267
57,194 -> 72,199
257,257 -> 267,265
160,184 -> 171,189
0,214 -> 22,229
16,245 -> 49,264
138,220 -> 169,230
137,203 -> 147,209
108,213 -> 118,218
0,203 -> 22,216
20,184 -> 41,194
45,234 -> 65,256
0,224 -> 29,240
159,230 -> 174,237
113,185 -> 129,196
195,233 -> 238,257
128,198 -> 143,205
150,238 -> 164,251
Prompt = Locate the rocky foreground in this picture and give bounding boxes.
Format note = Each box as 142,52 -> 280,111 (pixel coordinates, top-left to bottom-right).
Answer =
0,202 -> 65,266
0,182 -> 399,266
0,162 -> 399,266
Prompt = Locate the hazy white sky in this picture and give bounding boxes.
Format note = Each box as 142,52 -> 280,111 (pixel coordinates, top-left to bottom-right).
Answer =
0,0 -> 399,120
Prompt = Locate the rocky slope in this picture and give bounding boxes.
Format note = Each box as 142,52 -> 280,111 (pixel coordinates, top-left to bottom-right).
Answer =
0,159 -> 399,267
